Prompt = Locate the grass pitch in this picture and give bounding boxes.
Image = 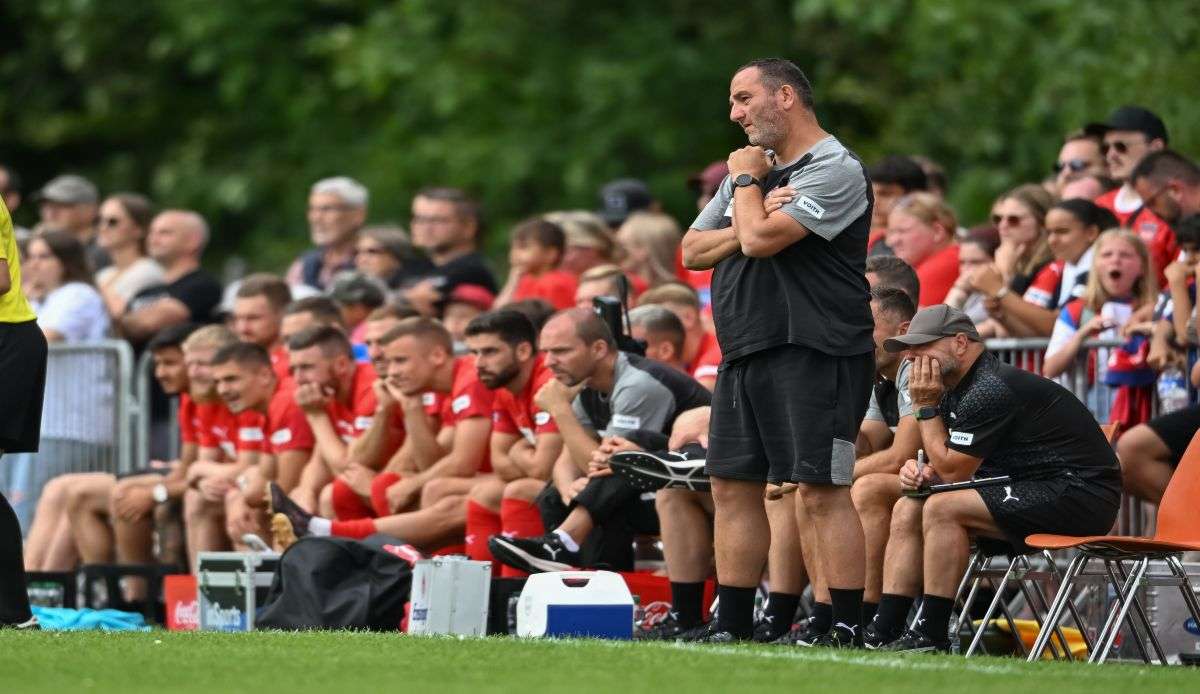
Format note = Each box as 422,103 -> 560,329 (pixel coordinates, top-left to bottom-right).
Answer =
1,630 -> 1197,693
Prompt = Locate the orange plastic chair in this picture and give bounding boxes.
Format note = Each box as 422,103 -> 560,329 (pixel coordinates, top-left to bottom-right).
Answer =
1025,428 -> 1200,663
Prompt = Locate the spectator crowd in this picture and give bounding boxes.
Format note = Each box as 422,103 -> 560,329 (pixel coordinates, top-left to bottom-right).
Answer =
4,93 -> 1200,645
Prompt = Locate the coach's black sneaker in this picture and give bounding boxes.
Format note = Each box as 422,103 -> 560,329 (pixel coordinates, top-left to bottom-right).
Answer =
810,623 -> 862,649
609,448 -> 709,493
772,619 -> 825,646
862,619 -> 904,650
489,533 -> 580,574
752,613 -> 794,643
878,629 -> 951,654
635,612 -> 708,641
269,482 -> 311,550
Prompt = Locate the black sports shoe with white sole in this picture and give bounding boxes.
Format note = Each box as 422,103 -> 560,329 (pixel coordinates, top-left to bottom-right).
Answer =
772,619 -> 825,646
752,614 -> 795,643
878,629 -> 951,654
609,450 -> 709,492
488,533 -> 580,574
635,611 -> 709,641
862,619 -> 903,650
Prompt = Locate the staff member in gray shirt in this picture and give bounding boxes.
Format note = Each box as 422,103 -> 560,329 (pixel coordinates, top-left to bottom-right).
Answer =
682,58 -> 875,644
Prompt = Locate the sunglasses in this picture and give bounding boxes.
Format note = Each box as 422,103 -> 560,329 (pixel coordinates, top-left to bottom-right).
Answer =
1052,159 -> 1090,174
991,214 -> 1029,227
1101,139 -> 1143,156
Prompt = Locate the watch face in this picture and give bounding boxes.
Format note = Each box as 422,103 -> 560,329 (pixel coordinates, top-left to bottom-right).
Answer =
735,174 -> 755,187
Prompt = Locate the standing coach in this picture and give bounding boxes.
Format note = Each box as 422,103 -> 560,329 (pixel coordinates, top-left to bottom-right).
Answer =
0,198 -> 48,630
682,58 -> 874,645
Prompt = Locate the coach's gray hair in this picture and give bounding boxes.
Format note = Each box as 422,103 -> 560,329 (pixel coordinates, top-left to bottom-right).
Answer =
311,176 -> 369,209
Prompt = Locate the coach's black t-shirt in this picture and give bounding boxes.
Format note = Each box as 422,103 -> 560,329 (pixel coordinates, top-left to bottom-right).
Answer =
573,352 -> 712,440
938,351 -> 1120,482
691,136 -> 875,362
126,268 -> 222,325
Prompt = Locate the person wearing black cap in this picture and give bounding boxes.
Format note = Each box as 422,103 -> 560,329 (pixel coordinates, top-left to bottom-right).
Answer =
1087,106 -> 1176,287
866,305 -> 1120,652
596,179 -> 656,229
682,58 -> 875,645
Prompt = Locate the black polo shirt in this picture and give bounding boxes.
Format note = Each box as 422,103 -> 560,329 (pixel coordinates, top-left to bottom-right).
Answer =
939,351 -> 1120,481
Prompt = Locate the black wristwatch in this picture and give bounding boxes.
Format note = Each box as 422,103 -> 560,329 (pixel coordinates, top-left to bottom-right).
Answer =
732,173 -> 760,189
914,406 -> 940,421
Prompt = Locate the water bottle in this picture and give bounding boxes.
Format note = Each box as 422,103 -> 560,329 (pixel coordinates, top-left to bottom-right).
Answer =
1157,367 -> 1189,414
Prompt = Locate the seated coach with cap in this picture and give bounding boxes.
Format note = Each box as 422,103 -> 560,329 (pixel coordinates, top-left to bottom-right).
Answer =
865,305 -> 1121,653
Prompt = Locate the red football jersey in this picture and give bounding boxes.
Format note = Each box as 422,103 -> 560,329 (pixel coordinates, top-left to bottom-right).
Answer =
1095,188 -> 1177,288
492,355 -> 559,444
689,331 -> 722,382
513,270 -> 578,310
266,382 -> 315,455
270,344 -> 292,387
323,362 -> 377,443
178,393 -> 198,446
439,356 -> 495,428
1021,259 -> 1084,310
193,400 -> 223,449
209,403 -> 269,458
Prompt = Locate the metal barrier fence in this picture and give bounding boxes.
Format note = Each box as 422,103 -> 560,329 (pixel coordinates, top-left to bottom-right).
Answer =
985,337 -> 1135,423
3,340 -> 137,530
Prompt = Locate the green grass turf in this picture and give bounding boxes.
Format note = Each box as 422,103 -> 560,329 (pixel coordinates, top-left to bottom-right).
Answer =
1,631 -> 1197,693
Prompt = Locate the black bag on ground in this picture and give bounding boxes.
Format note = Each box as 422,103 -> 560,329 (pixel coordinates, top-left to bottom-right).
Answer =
257,533 -> 420,631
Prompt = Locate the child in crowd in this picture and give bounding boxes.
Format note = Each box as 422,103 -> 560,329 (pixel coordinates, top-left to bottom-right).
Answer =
495,217 -> 577,310
1043,230 -> 1157,426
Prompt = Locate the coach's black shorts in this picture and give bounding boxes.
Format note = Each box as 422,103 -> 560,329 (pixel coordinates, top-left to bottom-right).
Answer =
978,470 -> 1121,553
1145,404 -> 1200,465
706,344 -> 873,486
0,320 -> 48,454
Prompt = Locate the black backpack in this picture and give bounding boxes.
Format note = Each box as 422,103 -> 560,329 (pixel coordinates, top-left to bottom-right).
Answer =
257,534 -> 421,631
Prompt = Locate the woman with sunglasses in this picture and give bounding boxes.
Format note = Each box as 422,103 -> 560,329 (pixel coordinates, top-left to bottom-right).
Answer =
964,184 -> 1057,336
353,225 -> 432,293
95,193 -> 163,317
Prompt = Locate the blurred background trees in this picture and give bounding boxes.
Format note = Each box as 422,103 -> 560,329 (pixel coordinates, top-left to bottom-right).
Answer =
3,0 -> 1197,271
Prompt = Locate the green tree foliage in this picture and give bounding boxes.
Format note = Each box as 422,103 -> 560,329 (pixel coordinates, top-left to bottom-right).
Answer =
2,1 -> 1197,271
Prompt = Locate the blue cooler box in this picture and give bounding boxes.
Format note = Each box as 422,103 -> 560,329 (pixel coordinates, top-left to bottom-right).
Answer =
516,571 -> 634,640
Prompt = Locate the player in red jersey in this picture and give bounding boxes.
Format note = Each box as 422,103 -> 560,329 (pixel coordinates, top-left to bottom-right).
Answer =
638,283 -> 721,389
281,325 -> 375,518
331,304 -> 418,520
230,273 -> 293,385
270,317 -> 493,551
176,325 -> 243,567
461,310 -> 564,571
211,342 -> 314,550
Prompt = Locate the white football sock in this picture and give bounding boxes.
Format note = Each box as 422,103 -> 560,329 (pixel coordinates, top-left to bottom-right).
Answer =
309,516 -> 332,536
553,528 -> 580,552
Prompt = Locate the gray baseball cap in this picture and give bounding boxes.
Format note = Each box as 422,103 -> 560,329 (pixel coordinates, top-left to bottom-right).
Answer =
36,174 -> 98,205
883,304 -> 982,353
